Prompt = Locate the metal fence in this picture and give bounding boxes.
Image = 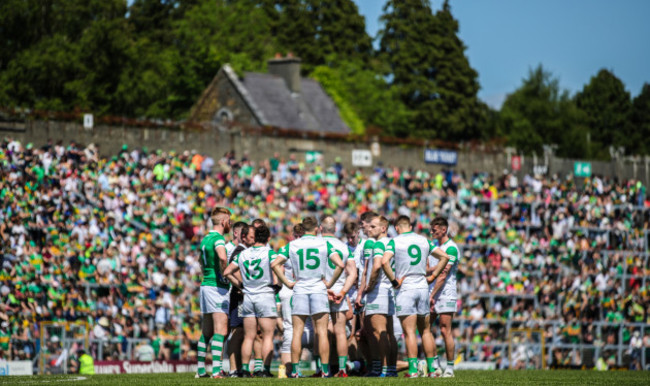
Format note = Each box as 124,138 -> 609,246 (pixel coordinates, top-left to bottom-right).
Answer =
452,318 -> 648,369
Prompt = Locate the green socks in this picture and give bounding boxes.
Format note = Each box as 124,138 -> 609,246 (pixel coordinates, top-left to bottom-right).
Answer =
321,363 -> 329,375
197,335 -> 207,375
254,359 -> 263,372
408,358 -> 417,375
211,334 -> 225,374
338,356 -> 348,373
427,356 -> 439,373
291,362 -> 300,376
242,363 -> 250,372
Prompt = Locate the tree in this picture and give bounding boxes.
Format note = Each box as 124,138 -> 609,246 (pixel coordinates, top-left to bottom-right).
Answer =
499,65 -> 588,158
0,0 -> 130,112
167,0 -> 276,118
420,0 -> 481,140
378,0 -> 481,140
575,69 -> 632,157
260,0 -> 372,73
629,83 -> 650,155
309,0 -> 372,66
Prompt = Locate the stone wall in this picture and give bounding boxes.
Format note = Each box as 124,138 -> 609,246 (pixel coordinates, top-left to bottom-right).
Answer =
3,119 -> 650,185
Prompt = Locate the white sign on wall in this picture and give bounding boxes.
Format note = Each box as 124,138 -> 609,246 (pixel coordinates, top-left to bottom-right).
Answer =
351,150 -> 372,167
0,360 -> 33,376
83,114 -> 94,129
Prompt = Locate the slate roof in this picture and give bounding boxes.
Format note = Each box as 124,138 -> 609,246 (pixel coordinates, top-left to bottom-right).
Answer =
235,69 -> 349,134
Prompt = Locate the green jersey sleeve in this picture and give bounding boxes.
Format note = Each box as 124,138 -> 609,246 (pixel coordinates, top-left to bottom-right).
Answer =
446,246 -> 459,264
385,239 -> 396,255
428,240 -> 436,254
268,250 -> 276,262
363,239 -> 375,261
214,234 -> 226,250
277,244 -> 289,259
326,241 -> 341,259
373,240 -> 386,258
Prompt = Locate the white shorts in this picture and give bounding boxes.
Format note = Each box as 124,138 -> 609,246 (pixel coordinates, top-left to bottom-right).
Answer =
431,290 -> 457,314
279,288 -> 293,329
329,295 -> 349,313
291,293 -> 330,316
364,290 -> 395,316
396,288 -> 429,316
200,286 -> 229,314
240,293 -> 278,318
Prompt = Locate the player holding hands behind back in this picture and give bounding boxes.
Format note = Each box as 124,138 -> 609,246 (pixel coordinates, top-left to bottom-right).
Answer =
271,216 -> 345,378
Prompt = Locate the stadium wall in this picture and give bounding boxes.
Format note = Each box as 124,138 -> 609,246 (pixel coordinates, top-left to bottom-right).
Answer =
3,119 -> 650,184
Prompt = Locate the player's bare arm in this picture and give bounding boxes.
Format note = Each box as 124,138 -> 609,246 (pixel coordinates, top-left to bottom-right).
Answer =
427,248 -> 451,284
355,259 -> 368,308
381,250 -> 397,282
224,262 -> 243,289
365,256 -> 382,293
332,259 -> 358,303
429,264 -> 451,300
216,244 -> 228,276
271,256 -> 295,289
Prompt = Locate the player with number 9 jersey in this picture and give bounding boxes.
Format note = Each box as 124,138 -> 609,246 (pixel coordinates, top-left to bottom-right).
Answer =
387,231 -> 435,316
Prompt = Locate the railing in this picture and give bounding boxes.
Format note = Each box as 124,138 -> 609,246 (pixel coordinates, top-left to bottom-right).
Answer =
452,318 -> 648,369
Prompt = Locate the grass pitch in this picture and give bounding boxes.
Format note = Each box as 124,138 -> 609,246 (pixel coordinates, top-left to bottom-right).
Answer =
3,370 -> 649,385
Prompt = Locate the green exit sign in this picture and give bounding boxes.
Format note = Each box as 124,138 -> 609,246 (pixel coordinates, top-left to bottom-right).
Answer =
574,162 -> 592,177
305,151 -> 322,164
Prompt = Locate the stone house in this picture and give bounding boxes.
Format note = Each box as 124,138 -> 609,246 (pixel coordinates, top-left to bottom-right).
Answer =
189,56 -> 349,135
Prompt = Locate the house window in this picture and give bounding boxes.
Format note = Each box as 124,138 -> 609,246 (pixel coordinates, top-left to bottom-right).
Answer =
215,108 -> 233,123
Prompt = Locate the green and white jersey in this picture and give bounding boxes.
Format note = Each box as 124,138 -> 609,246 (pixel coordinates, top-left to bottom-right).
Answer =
276,235 -> 340,295
367,236 -> 393,292
387,231 -> 435,291
361,238 -> 375,275
428,238 -> 460,294
233,246 -> 276,295
323,236 -> 351,292
199,231 -> 229,289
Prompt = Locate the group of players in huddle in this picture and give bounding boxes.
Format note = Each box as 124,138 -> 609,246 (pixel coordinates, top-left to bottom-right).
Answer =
195,207 -> 460,378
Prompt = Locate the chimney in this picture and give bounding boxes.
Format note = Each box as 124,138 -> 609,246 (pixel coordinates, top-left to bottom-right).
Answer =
268,54 -> 301,94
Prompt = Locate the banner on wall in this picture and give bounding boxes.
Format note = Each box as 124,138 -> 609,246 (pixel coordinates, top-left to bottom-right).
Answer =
0,360 -> 33,376
94,360 -> 197,374
424,148 -> 457,165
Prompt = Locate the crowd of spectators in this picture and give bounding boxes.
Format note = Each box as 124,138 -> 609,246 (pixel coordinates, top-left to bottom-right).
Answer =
0,137 -> 648,369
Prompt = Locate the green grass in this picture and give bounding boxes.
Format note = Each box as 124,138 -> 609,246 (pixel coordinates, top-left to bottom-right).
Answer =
3,371 -> 650,385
